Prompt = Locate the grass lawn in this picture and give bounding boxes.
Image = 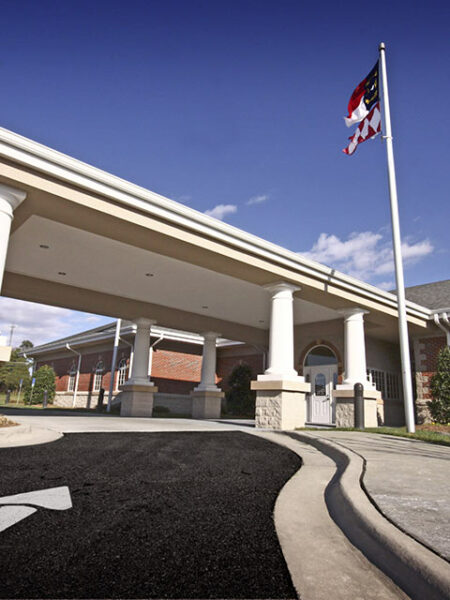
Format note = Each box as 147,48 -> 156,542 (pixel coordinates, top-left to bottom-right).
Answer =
302,425 -> 450,447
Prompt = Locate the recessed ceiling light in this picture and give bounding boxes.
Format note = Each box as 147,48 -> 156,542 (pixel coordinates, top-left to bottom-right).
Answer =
58,272 -> 66,276
145,273 -> 154,277
39,244 -> 49,249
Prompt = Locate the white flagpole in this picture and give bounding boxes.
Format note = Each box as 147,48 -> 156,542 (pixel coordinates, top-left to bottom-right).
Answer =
379,42 -> 415,433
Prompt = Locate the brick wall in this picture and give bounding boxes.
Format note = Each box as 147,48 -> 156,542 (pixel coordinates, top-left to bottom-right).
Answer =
35,342 -> 265,406
413,335 -> 447,423
216,352 -> 264,390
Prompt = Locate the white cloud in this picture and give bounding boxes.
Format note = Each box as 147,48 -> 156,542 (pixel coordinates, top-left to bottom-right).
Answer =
247,194 -> 269,206
204,204 -> 237,220
0,298 -> 111,347
376,281 -> 396,291
299,230 -> 433,285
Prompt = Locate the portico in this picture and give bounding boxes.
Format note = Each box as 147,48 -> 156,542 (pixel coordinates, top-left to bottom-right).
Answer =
0,127 -> 434,429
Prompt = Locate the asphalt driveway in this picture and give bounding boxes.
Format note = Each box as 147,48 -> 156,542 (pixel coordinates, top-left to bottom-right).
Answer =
0,431 -> 300,599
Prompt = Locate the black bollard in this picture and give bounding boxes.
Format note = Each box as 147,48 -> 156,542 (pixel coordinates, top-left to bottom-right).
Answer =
5,390 -> 11,404
354,382 -> 364,429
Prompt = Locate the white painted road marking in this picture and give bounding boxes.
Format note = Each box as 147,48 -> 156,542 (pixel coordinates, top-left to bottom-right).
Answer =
0,486 -> 72,532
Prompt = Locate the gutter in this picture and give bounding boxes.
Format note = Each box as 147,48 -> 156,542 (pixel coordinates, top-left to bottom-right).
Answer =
0,127 -> 431,322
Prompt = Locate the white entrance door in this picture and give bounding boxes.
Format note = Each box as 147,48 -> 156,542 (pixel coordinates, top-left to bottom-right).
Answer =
305,365 -> 337,424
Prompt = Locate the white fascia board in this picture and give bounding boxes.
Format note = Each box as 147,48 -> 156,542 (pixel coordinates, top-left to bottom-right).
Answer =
0,127 -> 431,321
29,324 -> 208,356
30,325 -> 136,356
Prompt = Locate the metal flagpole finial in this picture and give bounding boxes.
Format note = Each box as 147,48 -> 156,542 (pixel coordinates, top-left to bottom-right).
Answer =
379,42 -> 386,51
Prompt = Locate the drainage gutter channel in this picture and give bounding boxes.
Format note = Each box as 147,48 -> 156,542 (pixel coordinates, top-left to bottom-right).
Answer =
290,432 -> 450,600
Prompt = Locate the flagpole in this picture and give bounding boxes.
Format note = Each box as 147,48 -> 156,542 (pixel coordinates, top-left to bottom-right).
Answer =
379,42 -> 415,433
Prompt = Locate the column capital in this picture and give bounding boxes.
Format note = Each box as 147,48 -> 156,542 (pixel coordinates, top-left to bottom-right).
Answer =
264,281 -> 301,296
133,317 -> 155,329
0,184 -> 26,216
337,307 -> 369,320
201,331 -> 220,341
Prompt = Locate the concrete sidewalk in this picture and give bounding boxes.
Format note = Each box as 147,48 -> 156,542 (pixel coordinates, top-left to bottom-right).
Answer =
0,408 -> 254,437
301,431 -> 450,561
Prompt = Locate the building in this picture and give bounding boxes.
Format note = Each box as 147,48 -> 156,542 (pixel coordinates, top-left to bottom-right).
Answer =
1,127 -> 448,429
27,278 -> 449,426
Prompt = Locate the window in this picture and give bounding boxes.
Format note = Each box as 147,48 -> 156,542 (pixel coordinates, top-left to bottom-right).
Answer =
314,373 -> 327,396
304,346 -> 338,367
367,368 -> 401,400
93,360 -> 104,392
116,358 -> 128,389
68,360 -> 77,392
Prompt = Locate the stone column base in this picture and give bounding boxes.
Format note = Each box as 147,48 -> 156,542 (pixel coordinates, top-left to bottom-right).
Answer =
190,389 -> 224,419
119,384 -> 158,417
251,380 -> 311,430
333,389 -> 381,428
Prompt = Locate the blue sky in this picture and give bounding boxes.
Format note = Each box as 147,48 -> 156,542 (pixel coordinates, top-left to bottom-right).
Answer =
0,0 -> 448,345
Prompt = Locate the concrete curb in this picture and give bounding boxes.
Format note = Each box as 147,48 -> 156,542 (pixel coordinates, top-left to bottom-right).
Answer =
294,432 -> 450,600
0,423 -> 63,448
252,430 -> 407,600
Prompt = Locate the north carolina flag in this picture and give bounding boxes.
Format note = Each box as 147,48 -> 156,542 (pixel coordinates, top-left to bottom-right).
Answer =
344,62 -> 379,127
343,103 -> 381,155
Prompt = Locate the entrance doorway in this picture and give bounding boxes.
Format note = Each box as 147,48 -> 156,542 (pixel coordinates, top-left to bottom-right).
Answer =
303,346 -> 338,425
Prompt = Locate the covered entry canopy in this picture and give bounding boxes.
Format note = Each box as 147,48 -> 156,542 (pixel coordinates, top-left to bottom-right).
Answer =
0,127 -> 432,345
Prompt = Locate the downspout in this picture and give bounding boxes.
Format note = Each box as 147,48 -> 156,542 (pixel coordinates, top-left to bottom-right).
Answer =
107,319 -> 121,413
433,312 -> 450,347
251,344 -> 268,372
66,344 -> 82,408
148,335 -> 164,378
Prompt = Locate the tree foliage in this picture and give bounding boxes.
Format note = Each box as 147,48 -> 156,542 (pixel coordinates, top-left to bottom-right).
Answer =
0,349 -> 30,392
24,365 -> 56,405
428,347 -> 450,424
19,340 -> 34,351
225,363 -> 255,416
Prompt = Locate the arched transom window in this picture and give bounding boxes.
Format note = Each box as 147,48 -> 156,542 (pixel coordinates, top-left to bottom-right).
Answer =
304,345 -> 338,367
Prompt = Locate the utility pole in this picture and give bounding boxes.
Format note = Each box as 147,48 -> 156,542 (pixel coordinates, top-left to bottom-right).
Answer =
8,324 -> 16,347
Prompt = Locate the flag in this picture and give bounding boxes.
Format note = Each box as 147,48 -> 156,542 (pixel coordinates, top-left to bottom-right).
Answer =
343,103 -> 381,155
344,62 -> 379,127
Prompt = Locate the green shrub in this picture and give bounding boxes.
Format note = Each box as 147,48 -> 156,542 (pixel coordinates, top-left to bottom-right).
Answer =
24,365 -> 56,405
428,347 -> 450,424
225,363 -> 255,416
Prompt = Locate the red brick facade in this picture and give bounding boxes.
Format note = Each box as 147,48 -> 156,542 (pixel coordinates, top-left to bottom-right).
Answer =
414,335 -> 447,423
36,344 -> 261,399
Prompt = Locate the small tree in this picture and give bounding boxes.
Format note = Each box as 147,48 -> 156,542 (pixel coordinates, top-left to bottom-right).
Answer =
428,347 -> 450,424
0,349 -> 31,392
19,340 -> 34,351
24,365 -> 56,405
225,363 -> 255,416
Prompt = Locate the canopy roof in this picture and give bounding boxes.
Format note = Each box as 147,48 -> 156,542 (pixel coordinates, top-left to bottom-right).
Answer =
0,127 -> 433,345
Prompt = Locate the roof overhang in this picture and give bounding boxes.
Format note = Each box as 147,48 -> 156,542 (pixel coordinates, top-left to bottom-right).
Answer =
0,127 -> 433,345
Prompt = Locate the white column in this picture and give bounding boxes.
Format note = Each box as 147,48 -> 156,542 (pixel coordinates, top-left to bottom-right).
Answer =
128,318 -> 155,385
0,184 -> 26,291
259,282 -> 302,381
339,308 -> 374,388
195,332 -> 220,391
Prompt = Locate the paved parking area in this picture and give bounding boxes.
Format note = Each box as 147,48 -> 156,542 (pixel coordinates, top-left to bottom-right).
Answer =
0,431 -> 300,599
